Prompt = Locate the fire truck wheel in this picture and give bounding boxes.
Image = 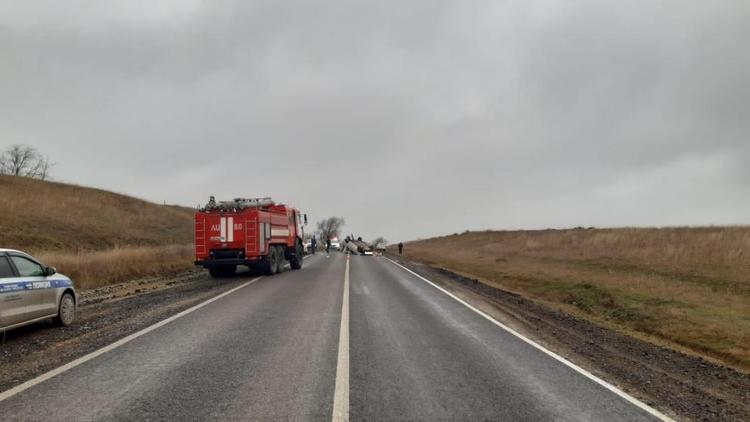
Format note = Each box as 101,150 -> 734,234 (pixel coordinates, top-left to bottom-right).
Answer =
275,246 -> 285,274
263,248 -> 278,276
290,243 -> 303,270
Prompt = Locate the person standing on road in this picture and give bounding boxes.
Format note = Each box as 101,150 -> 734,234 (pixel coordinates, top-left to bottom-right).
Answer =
326,236 -> 332,255
310,236 -> 317,254
398,242 -> 404,255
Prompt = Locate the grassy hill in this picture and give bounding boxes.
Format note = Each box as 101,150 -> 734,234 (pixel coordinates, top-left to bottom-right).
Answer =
0,176 -> 195,289
0,175 -> 193,252
394,228 -> 750,372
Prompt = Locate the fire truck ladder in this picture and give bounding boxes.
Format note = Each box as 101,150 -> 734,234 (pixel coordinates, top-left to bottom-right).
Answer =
195,219 -> 207,255
246,218 -> 258,255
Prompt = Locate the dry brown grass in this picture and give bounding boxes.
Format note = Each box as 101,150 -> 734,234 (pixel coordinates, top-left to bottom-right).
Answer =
37,244 -> 194,290
394,228 -> 750,371
0,175 -> 194,251
1,176 -> 197,290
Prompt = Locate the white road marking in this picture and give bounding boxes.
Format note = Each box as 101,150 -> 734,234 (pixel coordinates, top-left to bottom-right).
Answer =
0,276 -> 263,403
332,255 -> 350,422
384,257 -> 674,422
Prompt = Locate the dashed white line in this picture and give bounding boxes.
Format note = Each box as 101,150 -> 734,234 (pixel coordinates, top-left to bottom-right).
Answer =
384,257 -> 674,422
332,255 -> 350,422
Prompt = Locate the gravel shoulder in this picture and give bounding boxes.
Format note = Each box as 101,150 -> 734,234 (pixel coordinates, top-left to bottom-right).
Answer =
387,254 -> 750,422
0,269 -> 255,393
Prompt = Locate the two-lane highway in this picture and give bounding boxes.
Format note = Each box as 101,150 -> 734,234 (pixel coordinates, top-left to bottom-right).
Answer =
0,253 -> 668,421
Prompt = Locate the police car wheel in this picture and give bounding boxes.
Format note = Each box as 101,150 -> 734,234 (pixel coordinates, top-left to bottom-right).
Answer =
55,293 -> 76,327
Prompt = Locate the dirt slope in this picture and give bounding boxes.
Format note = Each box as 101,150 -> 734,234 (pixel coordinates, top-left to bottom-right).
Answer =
0,175 -> 193,252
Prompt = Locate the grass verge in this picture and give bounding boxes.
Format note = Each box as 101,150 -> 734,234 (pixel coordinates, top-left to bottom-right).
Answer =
36,244 -> 195,290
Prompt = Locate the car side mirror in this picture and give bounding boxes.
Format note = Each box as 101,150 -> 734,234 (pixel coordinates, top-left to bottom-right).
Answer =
44,266 -> 56,276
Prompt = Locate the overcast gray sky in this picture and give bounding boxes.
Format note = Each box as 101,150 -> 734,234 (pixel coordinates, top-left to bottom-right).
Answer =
2,1 -> 749,241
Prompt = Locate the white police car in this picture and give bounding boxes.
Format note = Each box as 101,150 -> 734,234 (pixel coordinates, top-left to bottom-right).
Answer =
0,249 -> 77,332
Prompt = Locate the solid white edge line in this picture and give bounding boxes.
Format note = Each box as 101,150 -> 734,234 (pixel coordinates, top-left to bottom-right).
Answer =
332,255 -> 350,422
0,276 -> 263,403
383,257 -> 674,422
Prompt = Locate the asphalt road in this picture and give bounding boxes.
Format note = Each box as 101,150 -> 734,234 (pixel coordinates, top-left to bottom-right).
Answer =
0,252 -> 665,421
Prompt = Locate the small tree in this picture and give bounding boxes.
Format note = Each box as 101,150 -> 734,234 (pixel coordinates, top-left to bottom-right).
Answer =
0,144 -> 54,180
1,145 -> 36,176
32,155 -> 54,181
371,237 -> 388,249
316,217 -> 345,241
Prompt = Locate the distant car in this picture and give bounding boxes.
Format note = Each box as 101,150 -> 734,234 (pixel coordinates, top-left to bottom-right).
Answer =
0,249 -> 78,333
329,238 -> 341,250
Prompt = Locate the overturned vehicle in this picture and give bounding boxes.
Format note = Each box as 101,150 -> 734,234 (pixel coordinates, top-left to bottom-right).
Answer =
341,236 -> 386,256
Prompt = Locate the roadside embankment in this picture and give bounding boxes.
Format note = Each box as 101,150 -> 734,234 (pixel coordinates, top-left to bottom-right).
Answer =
0,175 -> 194,251
1,175 -> 197,290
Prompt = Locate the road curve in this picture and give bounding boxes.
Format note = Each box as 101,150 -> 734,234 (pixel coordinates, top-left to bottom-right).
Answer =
0,252 -> 664,421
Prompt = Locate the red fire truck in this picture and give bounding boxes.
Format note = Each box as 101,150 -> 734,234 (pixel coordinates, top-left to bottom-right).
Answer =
194,197 -> 307,277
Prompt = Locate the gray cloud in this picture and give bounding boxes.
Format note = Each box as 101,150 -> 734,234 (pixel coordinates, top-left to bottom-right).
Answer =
2,0 -> 749,242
